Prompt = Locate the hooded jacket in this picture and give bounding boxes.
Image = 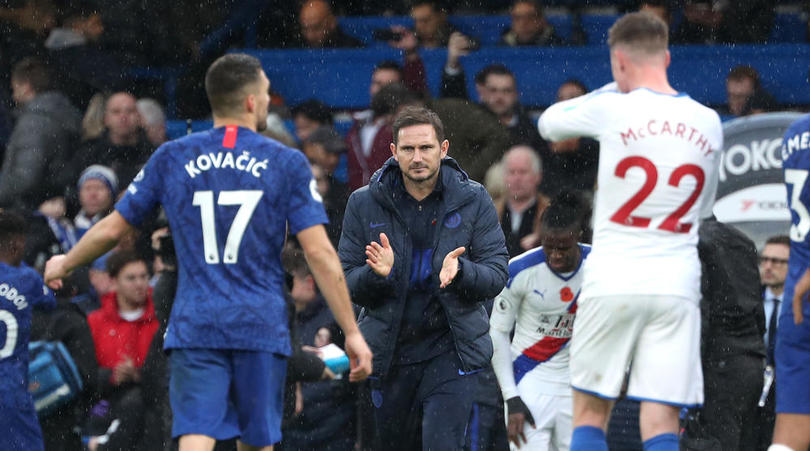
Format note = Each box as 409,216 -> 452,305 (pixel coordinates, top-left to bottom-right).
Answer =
0,91 -> 81,210
339,157 -> 509,377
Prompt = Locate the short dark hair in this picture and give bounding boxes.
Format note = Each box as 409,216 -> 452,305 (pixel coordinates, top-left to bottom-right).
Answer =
392,105 -> 445,145
0,210 -> 27,263
511,0 -> 541,16
765,235 -> 790,248
11,57 -> 51,93
411,1 -> 445,13
375,60 -> 403,77
607,11 -> 669,54
105,250 -> 146,278
727,65 -> 761,87
281,243 -> 310,277
541,191 -> 588,232
205,53 -> 263,117
0,210 -> 28,244
561,78 -> 588,94
475,64 -> 515,86
371,82 -> 417,118
291,99 -> 333,125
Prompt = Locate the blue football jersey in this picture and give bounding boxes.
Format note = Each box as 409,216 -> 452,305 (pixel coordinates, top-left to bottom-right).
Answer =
116,126 -> 328,354
0,262 -> 56,405
781,114 -> 810,316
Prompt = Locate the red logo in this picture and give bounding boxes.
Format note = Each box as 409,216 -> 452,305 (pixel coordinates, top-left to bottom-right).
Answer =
560,287 -> 574,302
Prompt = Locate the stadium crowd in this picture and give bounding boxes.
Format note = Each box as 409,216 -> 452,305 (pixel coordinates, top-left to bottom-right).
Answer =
0,0 -> 809,450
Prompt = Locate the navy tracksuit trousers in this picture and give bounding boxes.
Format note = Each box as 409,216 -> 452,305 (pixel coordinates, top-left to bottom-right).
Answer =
372,351 -> 477,450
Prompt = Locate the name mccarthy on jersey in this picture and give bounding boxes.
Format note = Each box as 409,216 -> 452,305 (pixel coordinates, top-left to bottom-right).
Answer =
620,119 -> 717,155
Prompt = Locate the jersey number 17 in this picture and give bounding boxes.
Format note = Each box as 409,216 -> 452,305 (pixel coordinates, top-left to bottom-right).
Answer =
193,190 -> 263,264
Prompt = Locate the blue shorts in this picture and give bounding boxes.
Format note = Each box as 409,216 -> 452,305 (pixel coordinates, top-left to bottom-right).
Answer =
0,398 -> 44,451
169,348 -> 287,446
775,273 -> 810,415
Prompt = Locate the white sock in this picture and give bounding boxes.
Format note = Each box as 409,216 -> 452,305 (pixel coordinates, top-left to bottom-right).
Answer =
768,445 -> 795,451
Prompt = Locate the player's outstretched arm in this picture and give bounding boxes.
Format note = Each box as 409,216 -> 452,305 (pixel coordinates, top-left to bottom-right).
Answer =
44,211 -> 134,290
298,224 -> 373,382
793,267 -> 810,324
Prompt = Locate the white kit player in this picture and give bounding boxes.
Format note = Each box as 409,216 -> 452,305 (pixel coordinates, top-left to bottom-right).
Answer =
537,12 -> 722,451
491,193 -> 590,450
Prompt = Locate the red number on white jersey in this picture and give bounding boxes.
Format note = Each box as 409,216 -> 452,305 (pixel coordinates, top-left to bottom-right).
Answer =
609,156 -> 705,234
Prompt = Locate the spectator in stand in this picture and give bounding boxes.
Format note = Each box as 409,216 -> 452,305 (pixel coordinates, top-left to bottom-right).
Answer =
346,74 -> 402,191
44,3 -> 123,110
293,0 -> 363,48
672,0 -> 775,44
440,63 -> 544,152
410,1 -> 455,48
0,57 -> 81,212
74,92 -> 154,188
280,246 -> 356,451
495,145 -> 548,258
639,1 -> 671,28
292,99 -> 334,143
74,165 -> 117,239
85,250 -> 158,451
302,127 -> 350,247
543,79 -> 599,197
135,98 -> 167,147
82,93 -> 106,141
723,65 -> 776,118
499,0 -> 565,47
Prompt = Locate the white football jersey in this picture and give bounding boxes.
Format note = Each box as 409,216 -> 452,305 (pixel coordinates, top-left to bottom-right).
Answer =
490,245 -> 591,397
538,85 -> 722,301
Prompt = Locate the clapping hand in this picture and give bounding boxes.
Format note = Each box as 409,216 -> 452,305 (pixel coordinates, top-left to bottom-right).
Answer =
365,233 -> 394,277
439,247 -> 465,288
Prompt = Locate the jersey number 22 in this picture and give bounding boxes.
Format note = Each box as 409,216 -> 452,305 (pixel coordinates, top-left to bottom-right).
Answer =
610,156 -> 705,233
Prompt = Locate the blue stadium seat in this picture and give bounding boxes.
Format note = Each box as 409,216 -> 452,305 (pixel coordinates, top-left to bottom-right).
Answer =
243,44 -> 810,110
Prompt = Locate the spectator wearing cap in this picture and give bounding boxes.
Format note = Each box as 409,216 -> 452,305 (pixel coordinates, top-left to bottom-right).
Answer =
74,165 -> 118,239
303,127 -> 349,246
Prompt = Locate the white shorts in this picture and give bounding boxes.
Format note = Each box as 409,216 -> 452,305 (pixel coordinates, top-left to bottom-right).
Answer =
513,384 -> 572,451
569,295 -> 703,407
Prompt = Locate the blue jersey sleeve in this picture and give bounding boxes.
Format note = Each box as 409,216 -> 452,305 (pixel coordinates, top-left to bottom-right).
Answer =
285,151 -> 328,235
23,266 -> 55,310
115,147 -> 165,227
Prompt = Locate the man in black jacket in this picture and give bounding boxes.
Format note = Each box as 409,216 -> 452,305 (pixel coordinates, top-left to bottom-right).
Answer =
681,218 -> 766,451
338,106 -> 509,450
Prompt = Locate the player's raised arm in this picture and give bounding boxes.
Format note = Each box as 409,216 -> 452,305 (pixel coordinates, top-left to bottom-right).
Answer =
297,223 -> 372,382
538,85 -> 613,143
44,211 -> 134,289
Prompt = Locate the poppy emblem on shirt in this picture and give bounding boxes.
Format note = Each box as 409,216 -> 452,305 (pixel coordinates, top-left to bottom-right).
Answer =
560,287 -> 574,302
444,212 -> 462,229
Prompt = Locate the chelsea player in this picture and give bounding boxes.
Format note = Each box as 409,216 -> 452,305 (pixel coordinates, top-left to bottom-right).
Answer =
771,113 -> 810,451
44,54 -> 372,451
0,210 -> 56,451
